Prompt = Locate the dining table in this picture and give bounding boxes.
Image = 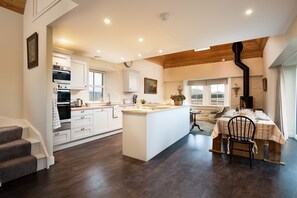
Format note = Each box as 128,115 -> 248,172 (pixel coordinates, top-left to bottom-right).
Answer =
209,109 -> 286,165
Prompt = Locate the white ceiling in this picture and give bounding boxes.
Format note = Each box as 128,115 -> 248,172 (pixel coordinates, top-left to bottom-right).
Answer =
50,0 -> 297,63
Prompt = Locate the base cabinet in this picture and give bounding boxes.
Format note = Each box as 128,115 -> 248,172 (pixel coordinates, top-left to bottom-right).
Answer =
53,130 -> 71,146
71,110 -> 94,141
71,126 -> 93,141
94,108 -> 110,135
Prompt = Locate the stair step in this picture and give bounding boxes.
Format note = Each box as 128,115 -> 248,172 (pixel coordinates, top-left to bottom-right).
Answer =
34,154 -> 47,171
0,126 -> 22,144
0,139 -> 31,162
0,155 -> 37,184
24,138 -> 41,155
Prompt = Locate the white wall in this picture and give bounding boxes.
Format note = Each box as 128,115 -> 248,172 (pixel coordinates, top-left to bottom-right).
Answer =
70,60 -> 164,104
163,58 -> 263,82
23,0 -> 77,161
0,8 -> 23,119
263,15 -> 297,121
163,58 -> 264,108
106,60 -> 165,104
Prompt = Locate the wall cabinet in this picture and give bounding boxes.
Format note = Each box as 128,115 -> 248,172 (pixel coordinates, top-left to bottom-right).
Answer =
52,53 -> 70,67
71,59 -> 88,89
123,70 -> 139,92
93,108 -> 110,135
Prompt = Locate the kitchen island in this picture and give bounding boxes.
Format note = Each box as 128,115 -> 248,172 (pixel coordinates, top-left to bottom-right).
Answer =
122,105 -> 190,161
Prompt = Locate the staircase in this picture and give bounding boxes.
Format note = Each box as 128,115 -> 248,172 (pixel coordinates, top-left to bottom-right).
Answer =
0,125 -> 47,186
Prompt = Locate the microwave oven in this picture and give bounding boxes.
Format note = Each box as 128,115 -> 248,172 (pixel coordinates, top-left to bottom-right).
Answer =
53,65 -> 71,84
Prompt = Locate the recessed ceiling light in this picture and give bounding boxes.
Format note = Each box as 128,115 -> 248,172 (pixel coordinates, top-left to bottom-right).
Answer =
159,50 -> 163,53
194,47 -> 210,52
60,38 -> 68,44
138,54 -> 142,57
138,38 -> 144,42
104,18 -> 111,24
245,9 -> 253,15
96,50 -> 101,53
121,57 -> 125,61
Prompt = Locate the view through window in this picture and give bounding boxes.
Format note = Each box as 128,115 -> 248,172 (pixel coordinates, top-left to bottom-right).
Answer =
191,84 -> 225,106
89,71 -> 104,101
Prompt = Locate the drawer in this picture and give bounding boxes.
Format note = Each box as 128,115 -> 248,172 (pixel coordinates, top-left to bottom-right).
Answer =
53,130 -> 71,146
71,126 -> 93,141
71,114 -> 93,128
71,109 -> 93,116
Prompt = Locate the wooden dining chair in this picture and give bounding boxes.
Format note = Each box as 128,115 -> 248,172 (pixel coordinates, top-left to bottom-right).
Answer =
227,115 -> 256,169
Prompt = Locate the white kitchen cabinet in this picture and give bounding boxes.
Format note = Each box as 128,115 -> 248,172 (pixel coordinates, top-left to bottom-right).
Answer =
110,111 -> 122,131
71,59 -> 88,89
71,114 -> 93,128
93,108 -> 110,135
53,130 -> 71,146
52,53 -> 70,67
71,126 -> 93,141
123,70 -> 139,92
71,110 -> 94,141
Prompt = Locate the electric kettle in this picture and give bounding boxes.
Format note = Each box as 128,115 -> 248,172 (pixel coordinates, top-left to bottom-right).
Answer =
75,98 -> 83,107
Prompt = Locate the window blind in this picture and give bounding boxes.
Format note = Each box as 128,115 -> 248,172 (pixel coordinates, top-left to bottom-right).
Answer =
188,78 -> 227,86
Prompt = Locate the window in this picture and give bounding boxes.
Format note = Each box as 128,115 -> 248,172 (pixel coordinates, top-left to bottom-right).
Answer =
191,86 -> 203,105
89,71 -> 104,101
210,84 -> 225,105
190,84 -> 226,106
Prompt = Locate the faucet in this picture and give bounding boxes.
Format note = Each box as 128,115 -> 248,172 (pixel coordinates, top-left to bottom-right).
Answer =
107,93 -> 111,106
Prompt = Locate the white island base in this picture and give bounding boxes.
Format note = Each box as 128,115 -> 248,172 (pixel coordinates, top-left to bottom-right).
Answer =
122,106 -> 190,161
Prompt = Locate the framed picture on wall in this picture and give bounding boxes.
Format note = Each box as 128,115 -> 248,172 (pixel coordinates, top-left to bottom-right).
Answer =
27,32 -> 38,69
144,78 -> 157,94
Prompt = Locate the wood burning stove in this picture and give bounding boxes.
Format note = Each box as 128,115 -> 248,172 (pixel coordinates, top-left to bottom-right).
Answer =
232,42 -> 253,109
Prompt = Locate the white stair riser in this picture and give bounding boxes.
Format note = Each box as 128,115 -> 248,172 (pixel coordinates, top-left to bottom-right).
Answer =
37,157 -> 47,171
22,127 -> 38,139
31,142 -> 41,155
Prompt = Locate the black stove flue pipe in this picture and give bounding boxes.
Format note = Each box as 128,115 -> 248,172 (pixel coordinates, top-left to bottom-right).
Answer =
232,42 -> 249,97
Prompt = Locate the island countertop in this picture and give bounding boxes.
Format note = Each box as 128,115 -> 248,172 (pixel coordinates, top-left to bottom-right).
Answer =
121,105 -> 188,115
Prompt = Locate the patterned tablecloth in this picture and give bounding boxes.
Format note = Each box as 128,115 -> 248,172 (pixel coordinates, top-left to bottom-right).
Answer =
212,115 -> 286,145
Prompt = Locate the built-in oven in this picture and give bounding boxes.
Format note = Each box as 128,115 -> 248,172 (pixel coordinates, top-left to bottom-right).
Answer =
57,85 -> 71,103
52,65 -> 71,84
53,65 -> 71,132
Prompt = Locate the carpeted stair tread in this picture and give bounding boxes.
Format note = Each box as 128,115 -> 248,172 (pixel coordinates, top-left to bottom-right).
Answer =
0,139 -> 31,162
0,155 -> 37,184
0,126 -> 22,144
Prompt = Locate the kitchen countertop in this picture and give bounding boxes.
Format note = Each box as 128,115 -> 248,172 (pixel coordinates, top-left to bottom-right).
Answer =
121,105 -> 187,115
71,104 -> 135,111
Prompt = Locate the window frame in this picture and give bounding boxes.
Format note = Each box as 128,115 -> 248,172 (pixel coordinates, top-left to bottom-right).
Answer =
190,84 -> 226,106
89,70 -> 105,102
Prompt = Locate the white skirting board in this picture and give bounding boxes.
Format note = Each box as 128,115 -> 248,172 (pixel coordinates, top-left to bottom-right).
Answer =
53,130 -> 122,152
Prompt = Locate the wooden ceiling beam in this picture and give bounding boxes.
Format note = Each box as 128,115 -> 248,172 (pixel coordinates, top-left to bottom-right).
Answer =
146,37 -> 268,68
0,0 -> 26,14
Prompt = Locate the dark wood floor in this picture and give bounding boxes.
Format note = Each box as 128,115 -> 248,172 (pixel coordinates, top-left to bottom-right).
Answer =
1,133 -> 297,198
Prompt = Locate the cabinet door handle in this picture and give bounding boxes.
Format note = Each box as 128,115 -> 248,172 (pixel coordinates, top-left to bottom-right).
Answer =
54,132 -> 59,136
81,128 -> 85,131
81,110 -> 84,113
81,116 -> 85,119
